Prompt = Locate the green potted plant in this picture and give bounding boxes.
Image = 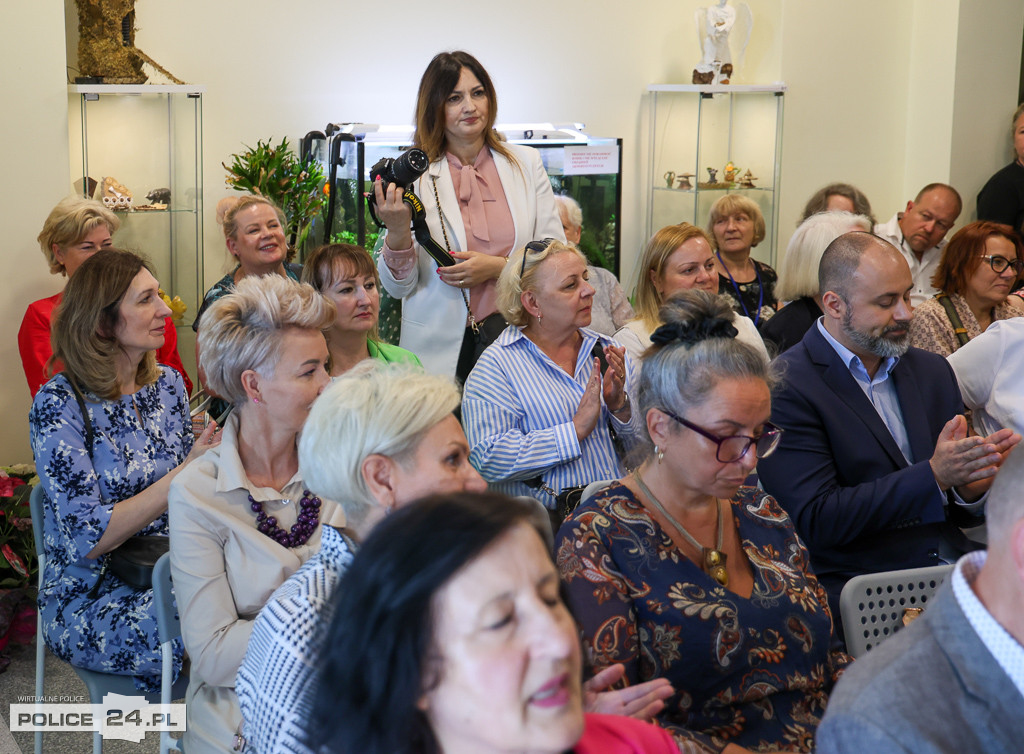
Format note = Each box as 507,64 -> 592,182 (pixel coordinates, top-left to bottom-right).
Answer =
223,138 -> 326,256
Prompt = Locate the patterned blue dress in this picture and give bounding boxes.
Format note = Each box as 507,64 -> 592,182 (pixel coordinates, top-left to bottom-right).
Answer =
556,483 -> 850,753
29,368 -> 189,690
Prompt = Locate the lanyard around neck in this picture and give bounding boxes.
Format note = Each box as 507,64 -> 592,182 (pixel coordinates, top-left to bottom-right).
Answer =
717,251 -> 764,326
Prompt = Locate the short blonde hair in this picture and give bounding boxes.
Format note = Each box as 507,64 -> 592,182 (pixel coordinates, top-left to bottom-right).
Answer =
37,196 -> 120,276
497,240 -> 587,327
52,249 -> 159,400
221,194 -> 291,263
632,223 -> 713,331
198,274 -> 335,406
775,211 -> 872,301
706,194 -> 766,250
298,362 -> 461,527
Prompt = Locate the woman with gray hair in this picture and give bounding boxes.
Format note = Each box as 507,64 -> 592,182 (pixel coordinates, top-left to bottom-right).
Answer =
462,238 -> 639,511
168,274 -> 346,752
557,289 -> 849,753
553,194 -> 634,336
761,210 -> 872,355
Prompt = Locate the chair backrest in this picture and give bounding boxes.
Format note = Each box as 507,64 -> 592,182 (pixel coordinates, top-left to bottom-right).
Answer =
840,564 -> 954,658
580,479 -> 615,505
29,485 -> 46,583
153,553 -> 180,644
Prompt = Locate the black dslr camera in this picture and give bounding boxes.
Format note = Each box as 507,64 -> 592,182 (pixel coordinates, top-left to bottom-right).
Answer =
369,148 -> 429,191
367,147 -> 455,267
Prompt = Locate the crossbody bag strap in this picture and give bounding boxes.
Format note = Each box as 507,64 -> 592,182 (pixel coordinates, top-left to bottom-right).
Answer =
66,375 -> 96,460
936,292 -> 970,349
430,175 -> 479,333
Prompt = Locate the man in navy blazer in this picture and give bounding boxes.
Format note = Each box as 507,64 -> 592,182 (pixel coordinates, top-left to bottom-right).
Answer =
816,446 -> 1024,753
758,232 -> 1018,622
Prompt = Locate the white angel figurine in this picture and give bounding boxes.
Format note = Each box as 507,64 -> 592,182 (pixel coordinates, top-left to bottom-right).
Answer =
693,0 -> 752,85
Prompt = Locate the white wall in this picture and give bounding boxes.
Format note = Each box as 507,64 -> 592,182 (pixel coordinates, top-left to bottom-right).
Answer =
1,0 -> 71,463
949,0 -> 1024,220
2,0 -> 1022,463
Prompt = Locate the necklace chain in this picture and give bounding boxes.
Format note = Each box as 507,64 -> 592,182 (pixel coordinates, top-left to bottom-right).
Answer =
632,471 -> 729,586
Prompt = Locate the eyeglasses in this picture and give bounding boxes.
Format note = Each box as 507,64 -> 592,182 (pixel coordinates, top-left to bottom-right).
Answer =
520,238 -> 557,278
979,255 -> 1024,275
662,409 -> 783,463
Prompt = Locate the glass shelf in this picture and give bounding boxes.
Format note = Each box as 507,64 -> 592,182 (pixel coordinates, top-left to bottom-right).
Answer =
646,83 -> 785,265
68,85 -> 204,329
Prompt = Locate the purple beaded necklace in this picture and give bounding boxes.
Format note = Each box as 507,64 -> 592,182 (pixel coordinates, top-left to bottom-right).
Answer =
248,490 -> 322,548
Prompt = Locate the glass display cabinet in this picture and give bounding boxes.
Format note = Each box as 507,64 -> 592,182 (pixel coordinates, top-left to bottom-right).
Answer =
301,124 -> 623,276
68,84 -> 205,330
646,84 -> 785,265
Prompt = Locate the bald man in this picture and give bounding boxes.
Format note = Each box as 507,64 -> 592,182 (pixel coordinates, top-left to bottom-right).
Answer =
873,183 -> 962,306
758,232 -> 1018,631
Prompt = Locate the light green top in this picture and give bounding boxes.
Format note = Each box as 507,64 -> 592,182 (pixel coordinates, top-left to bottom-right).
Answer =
367,339 -> 422,367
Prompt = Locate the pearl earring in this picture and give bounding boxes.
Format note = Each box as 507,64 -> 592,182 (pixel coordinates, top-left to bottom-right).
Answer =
655,445 -> 664,464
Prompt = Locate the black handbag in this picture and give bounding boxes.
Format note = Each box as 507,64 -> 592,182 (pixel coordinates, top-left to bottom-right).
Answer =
109,535 -> 170,590
67,377 -> 170,594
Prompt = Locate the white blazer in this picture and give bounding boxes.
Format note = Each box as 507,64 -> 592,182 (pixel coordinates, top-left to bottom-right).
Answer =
377,142 -> 565,378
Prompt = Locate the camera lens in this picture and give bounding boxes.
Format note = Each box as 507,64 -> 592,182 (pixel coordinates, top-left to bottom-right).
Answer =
391,148 -> 429,186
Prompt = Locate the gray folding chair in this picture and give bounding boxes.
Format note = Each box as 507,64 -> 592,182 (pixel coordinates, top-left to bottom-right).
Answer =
839,564 -> 954,658
31,485 -> 187,753
28,484 -> 46,754
153,552 -> 187,753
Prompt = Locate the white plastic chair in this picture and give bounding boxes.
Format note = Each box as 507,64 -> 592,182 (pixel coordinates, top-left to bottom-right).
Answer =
839,564 -> 954,658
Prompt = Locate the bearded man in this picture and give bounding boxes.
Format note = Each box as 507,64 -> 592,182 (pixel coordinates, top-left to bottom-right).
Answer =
757,232 -> 1019,637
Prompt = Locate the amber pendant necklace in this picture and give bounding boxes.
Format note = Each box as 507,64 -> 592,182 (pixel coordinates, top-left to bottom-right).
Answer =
633,471 -> 729,586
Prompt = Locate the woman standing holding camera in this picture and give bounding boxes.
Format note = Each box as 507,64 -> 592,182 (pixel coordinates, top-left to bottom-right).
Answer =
374,50 -> 564,382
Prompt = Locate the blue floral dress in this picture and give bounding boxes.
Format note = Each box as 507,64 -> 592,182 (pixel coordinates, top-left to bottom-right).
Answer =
556,483 -> 849,753
29,368 -> 190,690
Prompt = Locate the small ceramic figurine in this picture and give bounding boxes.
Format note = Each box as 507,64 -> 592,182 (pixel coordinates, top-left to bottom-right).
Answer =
724,162 -> 739,183
692,0 -> 753,85
664,170 -> 677,188
707,167 -> 719,183
147,187 -> 171,204
739,169 -> 757,188
677,173 -> 695,190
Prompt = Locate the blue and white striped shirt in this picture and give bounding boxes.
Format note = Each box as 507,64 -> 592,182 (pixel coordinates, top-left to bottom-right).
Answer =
462,326 -> 639,507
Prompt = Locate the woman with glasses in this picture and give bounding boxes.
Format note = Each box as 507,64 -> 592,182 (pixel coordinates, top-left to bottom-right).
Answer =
462,239 -> 637,511
556,289 -> 849,753
373,50 -> 564,383
909,221 -> 1024,358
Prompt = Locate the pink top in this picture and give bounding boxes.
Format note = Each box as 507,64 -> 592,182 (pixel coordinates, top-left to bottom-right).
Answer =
575,713 -> 680,753
446,147 -> 514,321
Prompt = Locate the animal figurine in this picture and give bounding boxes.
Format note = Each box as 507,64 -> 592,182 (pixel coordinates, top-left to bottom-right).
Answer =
146,187 -> 171,204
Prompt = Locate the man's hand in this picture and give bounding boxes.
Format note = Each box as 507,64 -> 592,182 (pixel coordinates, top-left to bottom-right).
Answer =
954,426 -> 1021,500
582,663 -> 673,720
930,415 -> 1018,491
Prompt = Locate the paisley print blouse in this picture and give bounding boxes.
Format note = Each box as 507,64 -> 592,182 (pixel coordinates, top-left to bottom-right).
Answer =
556,483 -> 849,753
